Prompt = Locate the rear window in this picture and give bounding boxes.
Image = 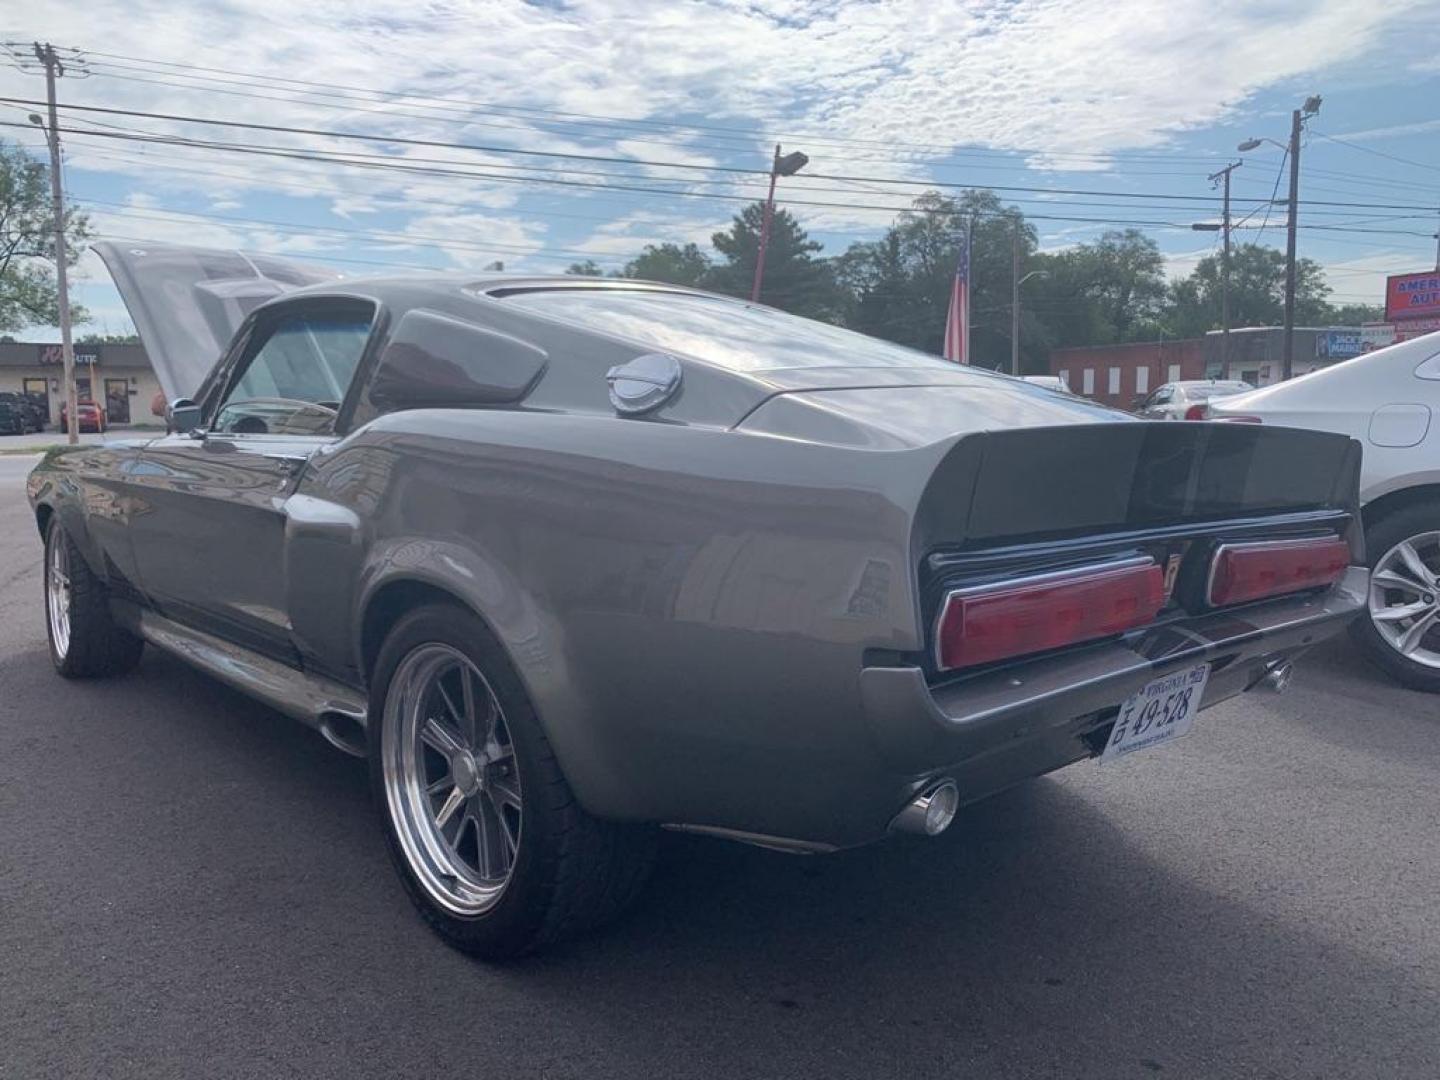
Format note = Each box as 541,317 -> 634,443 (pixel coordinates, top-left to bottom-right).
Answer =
500,288 -> 959,373
1187,384 -> 1250,401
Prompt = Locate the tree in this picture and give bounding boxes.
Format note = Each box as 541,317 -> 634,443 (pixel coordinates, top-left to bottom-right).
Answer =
1327,302 -> 1384,326
708,203 -> 843,321
564,259 -> 604,276
78,332 -> 140,344
0,140 -> 91,332
620,242 -> 711,287
835,190 -> 1036,367
1167,243 -> 1332,336
1024,229 -> 1170,349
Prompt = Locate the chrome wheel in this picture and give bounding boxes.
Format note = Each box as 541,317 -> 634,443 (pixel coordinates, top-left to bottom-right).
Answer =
381,643 -> 522,916
1368,531 -> 1440,670
46,532 -> 71,660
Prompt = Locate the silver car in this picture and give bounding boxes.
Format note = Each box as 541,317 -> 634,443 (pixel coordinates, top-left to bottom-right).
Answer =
1135,380 -> 1253,420
27,243 -> 1366,958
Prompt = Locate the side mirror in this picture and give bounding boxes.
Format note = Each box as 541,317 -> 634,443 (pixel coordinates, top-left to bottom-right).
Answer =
167,398 -> 203,435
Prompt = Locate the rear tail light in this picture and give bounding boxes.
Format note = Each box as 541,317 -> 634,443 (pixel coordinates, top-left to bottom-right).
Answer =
1183,403 -> 1208,420
936,559 -> 1165,671
1207,537 -> 1350,607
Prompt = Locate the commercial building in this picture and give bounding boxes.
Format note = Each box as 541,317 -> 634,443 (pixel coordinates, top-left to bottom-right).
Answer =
0,341 -> 161,427
1049,325 -> 1366,408
1049,339 -> 1206,410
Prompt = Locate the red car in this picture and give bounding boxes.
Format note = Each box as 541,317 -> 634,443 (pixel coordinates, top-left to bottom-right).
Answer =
59,400 -> 107,434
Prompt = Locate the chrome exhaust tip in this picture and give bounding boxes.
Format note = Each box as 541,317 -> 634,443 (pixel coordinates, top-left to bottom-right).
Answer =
890,779 -> 960,837
1258,659 -> 1295,694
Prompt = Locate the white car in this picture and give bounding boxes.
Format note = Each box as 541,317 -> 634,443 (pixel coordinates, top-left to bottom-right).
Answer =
1209,336 -> 1440,691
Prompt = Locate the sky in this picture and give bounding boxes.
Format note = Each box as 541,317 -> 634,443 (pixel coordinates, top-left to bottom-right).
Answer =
3,0 -> 1440,340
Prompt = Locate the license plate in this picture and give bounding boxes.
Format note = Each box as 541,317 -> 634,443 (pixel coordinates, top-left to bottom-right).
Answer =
1102,663 -> 1210,761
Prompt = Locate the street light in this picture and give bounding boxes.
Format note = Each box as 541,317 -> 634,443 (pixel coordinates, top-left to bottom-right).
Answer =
750,144 -> 809,303
1010,268 -> 1048,375
1237,94 -> 1320,381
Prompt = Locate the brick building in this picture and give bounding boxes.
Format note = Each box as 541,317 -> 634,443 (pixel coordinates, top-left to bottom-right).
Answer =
1049,339 -> 1206,410
1049,325 -> 1368,408
0,341 -> 162,427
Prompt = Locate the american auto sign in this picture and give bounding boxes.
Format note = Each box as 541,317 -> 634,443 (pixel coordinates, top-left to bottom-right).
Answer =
1385,271 -> 1440,322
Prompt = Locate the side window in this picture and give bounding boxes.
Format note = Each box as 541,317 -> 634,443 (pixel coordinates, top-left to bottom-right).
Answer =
211,308 -> 373,436
1150,386 -> 1174,406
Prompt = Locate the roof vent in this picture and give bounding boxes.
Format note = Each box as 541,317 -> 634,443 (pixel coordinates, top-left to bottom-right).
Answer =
606,353 -> 682,415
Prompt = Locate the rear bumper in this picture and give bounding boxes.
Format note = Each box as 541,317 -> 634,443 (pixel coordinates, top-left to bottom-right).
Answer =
852,566 -> 1367,831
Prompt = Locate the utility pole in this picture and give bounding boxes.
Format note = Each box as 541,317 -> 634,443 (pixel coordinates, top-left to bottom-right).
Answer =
750,144 -> 808,304
1282,96 -> 1321,381
1209,161 -> 1242,379
34,42 -> 79,444
1280,107 -> 1303,383
1010,226 -> 1021,376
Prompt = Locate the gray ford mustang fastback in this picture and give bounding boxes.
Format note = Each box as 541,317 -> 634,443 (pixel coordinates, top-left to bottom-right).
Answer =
29,242 -> 1367,957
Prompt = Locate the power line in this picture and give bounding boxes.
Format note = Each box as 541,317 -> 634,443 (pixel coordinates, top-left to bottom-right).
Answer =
8,96 -> 1437,219
77,47 -> 1231,165
77,202 -> 635,263
0,97 -> 1298,206
1312,130 -> 1440,176
0,120 -> 1216,228
82,63 -> 1227,177
1252,149 -> 1289,242
46,127 -> 1378,223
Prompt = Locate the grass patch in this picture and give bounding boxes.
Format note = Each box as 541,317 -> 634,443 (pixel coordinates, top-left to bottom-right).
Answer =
0,445 -> 61,456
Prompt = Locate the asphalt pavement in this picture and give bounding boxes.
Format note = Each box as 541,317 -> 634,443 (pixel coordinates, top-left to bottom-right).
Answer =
1,453 -> 1437,1079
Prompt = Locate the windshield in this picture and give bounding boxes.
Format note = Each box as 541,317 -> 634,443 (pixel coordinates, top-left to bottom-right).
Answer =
501,288 -> 970,374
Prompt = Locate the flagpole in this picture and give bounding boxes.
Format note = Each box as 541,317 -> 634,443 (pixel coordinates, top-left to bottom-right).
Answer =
962,216 -> 973,366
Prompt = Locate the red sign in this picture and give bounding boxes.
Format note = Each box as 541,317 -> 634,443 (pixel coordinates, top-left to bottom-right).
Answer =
1385,271 -> 1440,322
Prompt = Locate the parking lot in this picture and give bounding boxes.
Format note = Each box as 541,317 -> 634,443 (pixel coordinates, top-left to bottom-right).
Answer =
0,451 -> 1437,1080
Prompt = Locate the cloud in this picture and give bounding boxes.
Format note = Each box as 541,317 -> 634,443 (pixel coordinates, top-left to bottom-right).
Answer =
1,0 -> 1426,322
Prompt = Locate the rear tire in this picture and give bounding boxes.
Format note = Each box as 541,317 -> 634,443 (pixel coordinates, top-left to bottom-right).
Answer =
367,602 -> 655,958
1351,500 -> 1440,692
43,519 -> 145,679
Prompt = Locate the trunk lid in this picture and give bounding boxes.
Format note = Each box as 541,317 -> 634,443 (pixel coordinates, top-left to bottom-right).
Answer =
918,420 -> 1362,549
93,241 -> 341,401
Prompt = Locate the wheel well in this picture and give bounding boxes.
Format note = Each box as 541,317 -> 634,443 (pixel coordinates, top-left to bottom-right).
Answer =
359,579 -> 472,683
34,503 -> 53,539
1362,484 -> 1440,531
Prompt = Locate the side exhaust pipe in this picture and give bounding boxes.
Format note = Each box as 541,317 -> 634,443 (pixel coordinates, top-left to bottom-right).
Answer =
890,779 -> 960,837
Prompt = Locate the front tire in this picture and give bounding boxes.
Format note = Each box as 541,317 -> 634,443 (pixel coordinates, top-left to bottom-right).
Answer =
43,519 -> 144,678
1352,501 -> 1440,692
367,603 -> 655,958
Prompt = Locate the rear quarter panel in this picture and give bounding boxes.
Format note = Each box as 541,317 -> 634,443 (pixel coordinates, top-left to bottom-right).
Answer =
287,409 -> 948,838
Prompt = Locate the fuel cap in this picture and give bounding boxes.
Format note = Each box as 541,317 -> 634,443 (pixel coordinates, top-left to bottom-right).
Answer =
606,353 -> 682,415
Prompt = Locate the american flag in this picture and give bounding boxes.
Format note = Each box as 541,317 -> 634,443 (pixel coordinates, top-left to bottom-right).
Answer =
942,222 -> 972,364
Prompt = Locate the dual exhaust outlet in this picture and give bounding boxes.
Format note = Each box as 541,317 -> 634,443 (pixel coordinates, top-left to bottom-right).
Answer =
890,779 -> 960,837
890,658 -> 1296,839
